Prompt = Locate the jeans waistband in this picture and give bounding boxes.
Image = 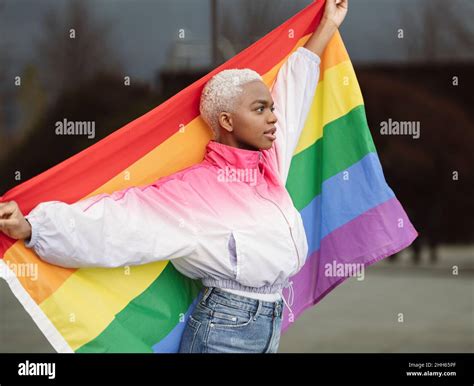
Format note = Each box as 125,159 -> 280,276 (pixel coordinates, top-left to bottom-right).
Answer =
200,286 -> 284,318
201,278 -> 286,294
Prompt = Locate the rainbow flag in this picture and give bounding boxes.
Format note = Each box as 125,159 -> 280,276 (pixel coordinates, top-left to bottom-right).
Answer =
0,2 -> 418,353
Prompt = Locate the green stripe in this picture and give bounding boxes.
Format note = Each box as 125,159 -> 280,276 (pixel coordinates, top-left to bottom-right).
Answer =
286,105 -> 377,210
76,263 -> 203,353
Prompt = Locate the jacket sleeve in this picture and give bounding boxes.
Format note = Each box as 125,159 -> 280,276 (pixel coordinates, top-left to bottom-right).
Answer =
24,177 -> 199,268
269,46 -> 321,184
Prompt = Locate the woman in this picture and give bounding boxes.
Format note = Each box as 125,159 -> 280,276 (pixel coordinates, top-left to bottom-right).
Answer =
0,0 -> 348,353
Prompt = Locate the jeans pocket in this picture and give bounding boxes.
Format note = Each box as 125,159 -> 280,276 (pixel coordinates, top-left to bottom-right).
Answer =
179,314 -> 203,353
210,303 -> 254,328
205,309 -> 269,353
187,314 -> 202,331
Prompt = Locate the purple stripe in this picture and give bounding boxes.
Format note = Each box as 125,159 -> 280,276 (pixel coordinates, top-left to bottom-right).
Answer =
281,197 -> 418,333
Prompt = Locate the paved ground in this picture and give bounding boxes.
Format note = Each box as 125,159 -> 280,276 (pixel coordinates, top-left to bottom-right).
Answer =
1,245 -> 473,353
280,245 -> 474,353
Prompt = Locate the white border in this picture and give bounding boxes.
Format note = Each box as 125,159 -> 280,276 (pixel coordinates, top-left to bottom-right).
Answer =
0,259 -> 74,353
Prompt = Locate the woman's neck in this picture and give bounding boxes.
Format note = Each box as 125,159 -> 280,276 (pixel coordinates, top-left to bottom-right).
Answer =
217,135 -> 259,151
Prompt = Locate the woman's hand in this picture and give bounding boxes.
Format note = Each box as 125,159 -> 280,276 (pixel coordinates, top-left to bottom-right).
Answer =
322,0 -> 348,29
304,0 -> 349,57
0,201 -> 32,240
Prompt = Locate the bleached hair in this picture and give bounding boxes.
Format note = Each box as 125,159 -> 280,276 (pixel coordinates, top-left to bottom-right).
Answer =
199,68 -> 263,140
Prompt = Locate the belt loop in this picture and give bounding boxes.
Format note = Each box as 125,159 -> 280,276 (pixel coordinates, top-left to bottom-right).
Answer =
201,286 -> 213,305
253,300 -> 262,321
274,300 -> 282,318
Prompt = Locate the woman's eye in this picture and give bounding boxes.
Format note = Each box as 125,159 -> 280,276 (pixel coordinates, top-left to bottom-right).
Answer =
256,106 -> 275,112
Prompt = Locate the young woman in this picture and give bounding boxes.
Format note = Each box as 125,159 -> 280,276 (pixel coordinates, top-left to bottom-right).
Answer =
0,0 -> 348,353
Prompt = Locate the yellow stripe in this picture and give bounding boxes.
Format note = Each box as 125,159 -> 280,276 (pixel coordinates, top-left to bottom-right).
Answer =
295,60 -> 364,155
40,261 -> 168,350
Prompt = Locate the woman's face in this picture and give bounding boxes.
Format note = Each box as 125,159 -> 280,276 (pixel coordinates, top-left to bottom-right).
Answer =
218,80 -> 278,151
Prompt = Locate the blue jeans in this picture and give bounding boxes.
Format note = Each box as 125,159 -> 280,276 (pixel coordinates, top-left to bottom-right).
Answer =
178,286 -> 284,353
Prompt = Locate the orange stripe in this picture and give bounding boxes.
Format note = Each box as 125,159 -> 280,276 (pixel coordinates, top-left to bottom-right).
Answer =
3,244 -> 75,304
319,31 -> 349,80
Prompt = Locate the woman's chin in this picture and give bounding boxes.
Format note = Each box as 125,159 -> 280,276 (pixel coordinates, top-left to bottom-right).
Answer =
259,140 -> 275,151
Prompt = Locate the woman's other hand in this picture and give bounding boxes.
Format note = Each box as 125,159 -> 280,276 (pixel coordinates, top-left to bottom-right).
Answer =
0,201 -> 32,240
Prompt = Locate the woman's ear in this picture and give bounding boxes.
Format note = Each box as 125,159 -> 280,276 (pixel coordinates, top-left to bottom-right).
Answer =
218,112 -> 234,133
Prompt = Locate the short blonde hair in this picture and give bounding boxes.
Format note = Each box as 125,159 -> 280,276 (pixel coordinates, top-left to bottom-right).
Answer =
199,68 -> 262,140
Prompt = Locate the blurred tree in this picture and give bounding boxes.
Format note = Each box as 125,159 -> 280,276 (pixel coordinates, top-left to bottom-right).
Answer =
35,0 -> 122,103
0,17 -> 12,162
400,0 -> 474,61
0,48 -> 8,161
0,0 -> 132,192
0,72 -> 162,196
16,64 -> 47,142
217,0 -> 308,61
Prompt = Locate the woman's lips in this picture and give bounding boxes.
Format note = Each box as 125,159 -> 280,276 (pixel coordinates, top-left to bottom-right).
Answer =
264,127 -> 276,140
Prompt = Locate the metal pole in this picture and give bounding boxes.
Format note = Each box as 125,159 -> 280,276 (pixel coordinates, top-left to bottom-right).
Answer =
211,0 -> 218,67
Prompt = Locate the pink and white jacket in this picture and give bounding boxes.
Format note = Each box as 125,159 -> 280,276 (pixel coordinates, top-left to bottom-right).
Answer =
25,47 -> 321,312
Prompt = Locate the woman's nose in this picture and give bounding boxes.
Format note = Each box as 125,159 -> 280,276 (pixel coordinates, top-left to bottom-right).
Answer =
268,111 -> 277,123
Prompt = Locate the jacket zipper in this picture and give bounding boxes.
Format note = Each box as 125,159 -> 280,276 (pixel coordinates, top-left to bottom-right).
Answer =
255,153 -> 302,273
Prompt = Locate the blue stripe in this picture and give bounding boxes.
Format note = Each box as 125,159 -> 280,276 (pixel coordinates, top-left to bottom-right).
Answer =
151,297 -> 199,353
300,152 -> 396,256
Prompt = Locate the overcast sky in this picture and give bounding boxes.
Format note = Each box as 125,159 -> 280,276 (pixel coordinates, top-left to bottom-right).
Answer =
0,0 -> 473,83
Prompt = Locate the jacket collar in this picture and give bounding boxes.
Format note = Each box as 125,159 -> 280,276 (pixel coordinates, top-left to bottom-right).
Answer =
204,140 -> 262,170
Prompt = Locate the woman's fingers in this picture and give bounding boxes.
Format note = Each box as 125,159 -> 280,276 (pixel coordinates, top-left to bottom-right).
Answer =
0,201 -> 28,239
0,201 -> 17,218
0,218 -> 20,229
